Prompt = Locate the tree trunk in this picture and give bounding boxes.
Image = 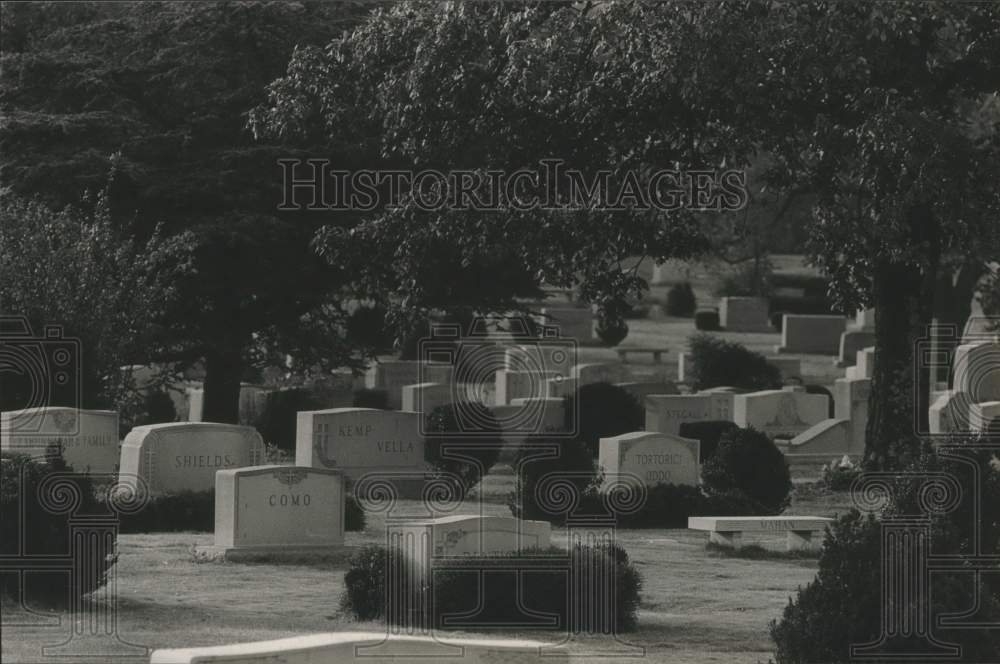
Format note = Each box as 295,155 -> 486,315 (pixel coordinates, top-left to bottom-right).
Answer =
201,346 -> 243,424
864,207 -> 939,471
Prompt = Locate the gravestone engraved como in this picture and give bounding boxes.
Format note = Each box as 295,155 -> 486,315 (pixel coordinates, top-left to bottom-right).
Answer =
1,407 -> 119,475
119,422 -> 262,494
600,431 -> 700,487
295,408 -> 426,482
203,465 -> 345,559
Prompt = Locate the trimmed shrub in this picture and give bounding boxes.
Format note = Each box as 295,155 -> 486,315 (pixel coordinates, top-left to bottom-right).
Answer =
804,384 -> 835,418
508,436 -> 598,525
352,388 -> 388,409
678,420 -> 740,463
820,455 -> 861,492
344,494 -> 366,532
665,282 -> 697,317
341,544 -> 642,633
770,310 -> 785,331
1,449 -> 113,605
771,441 -> 1000,663
254,388 -> 325,452
687,333 -> 782,391
115,490 -> 216,533
702,427 -> 791,514
424,402 -> 503,499
565,383 -> 644,457
694,309 -> 720,331
596,314 -> 629,347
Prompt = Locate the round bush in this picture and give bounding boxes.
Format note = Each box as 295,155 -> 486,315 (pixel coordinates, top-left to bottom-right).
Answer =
694,309 -> 720,331
678,420 -> 740,463
341,544 -> 642,633
770,310 -> 786,331
771,446 -> 1000,664
565,383 -> 644,457
1,449 -> 113,606
508,436 -> 598,525
687,333 -> 782,391
702,427 -> 791,514
424,402 -> 502,499
596,314 -> 629,346
254,388 -> 325,451
352,388 -> 388,409
665,282 -> 697,317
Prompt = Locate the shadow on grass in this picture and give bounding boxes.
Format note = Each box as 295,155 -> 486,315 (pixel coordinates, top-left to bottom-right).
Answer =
704,542 -> 821,560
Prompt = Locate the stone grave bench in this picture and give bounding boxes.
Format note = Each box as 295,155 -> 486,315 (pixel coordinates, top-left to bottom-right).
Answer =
688,515 -> 833,551
616,347 -> 669,364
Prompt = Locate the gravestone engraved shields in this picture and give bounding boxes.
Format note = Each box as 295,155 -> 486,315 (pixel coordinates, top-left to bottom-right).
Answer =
296,408 -> 427,482
119,422 -> 262,494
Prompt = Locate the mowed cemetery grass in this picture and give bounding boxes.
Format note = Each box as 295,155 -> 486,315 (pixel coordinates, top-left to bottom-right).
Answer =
3,255 -> 853,663
2,480 -> 856,664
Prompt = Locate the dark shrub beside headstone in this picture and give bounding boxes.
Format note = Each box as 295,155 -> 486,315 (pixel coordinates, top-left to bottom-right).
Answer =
352,388 -> 388,409
702,427 -> 791,514
688,334 -> 782,392
770,311 -> 786,331
694,309 -> 721,331
770,443 -> 1000,662
508,436 -> 598,525
1,449 -> 112,605
566,383 -> 644,457
665,282 -> 697,317
424,402 -> 502,499
678,420 -> 740,463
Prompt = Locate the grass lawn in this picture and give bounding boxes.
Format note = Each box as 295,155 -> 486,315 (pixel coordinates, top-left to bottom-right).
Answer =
2,478 -> 856,664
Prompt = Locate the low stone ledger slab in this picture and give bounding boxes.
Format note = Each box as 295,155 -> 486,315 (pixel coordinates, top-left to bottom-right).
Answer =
688,515 -> 833,552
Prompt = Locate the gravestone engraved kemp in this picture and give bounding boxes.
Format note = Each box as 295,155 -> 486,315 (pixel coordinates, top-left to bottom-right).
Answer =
119,422 -> 263,494
1,407 -> 119,475
296,408 -> 426,485
600,431 -> 700,487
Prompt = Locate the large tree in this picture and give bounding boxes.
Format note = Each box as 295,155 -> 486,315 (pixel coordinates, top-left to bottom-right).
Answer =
250,1 -> 764,335
753,1 -> 1000,469
1,1 -> 374,422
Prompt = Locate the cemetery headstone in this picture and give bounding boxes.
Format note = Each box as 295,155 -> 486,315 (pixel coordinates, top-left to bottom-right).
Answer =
718,296 -> 771,332
401,382 -> 455,414
545,376 -> 578,398
928,391 -> 967,434
538,307 -> 593,341
645,393 -> 732,435
119,422 -> 263,494
599,431 -> 700,487
836,330 -> 876,367
615,381 -> 679,401
196,465 -> 345,561
785,418 -> 852,455
833,377 -> 871,450
570,362 -> 630,387
0,407 -> 119,475
952,340 -> 1000,403
969,401 -> 1000,433
295,408 -> 426,485
732,387 -> 828,438
366,361 -> 454,410
496,370 -> 558,405
776,315 -> 847,355
504,344 -> 574,378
